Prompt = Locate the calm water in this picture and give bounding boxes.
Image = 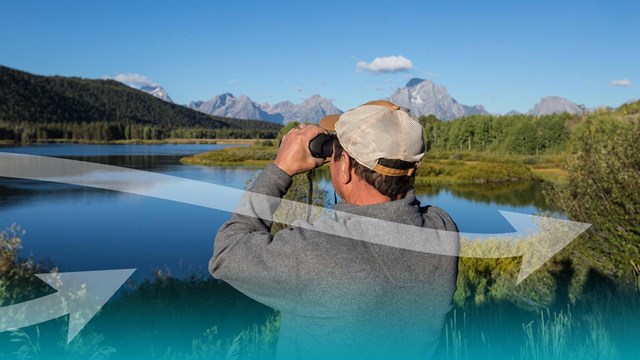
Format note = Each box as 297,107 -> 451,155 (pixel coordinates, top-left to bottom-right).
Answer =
0,144 -> 553,280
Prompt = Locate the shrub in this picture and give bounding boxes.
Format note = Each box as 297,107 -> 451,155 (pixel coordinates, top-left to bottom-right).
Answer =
452,163 -> 532,183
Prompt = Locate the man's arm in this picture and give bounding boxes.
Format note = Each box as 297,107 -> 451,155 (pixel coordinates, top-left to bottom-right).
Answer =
209,163 -> 300,310
209,125 -> 325,311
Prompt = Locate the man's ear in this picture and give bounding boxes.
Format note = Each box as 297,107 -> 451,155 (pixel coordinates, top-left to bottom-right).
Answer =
340,151 -> 352,184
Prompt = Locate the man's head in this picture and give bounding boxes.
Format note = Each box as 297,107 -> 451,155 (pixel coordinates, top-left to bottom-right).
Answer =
319,100 -> 425,203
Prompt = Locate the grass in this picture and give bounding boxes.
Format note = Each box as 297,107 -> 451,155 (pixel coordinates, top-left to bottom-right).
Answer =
437,284 -> 640,360
418,151 -> 566,185
181,145 -> 568,184
415,160 -> 535,185
440,231 -> 640,360
530,168 -> 567,183
180,141 -> 278,167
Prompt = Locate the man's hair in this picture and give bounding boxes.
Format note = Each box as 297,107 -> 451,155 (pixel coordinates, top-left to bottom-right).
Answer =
333,137 -> 416,200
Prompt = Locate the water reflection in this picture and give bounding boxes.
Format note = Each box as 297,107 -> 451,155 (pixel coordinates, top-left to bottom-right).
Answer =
311,166 -> 555,234
312,166 -> 553,210
416,181 -> 553,211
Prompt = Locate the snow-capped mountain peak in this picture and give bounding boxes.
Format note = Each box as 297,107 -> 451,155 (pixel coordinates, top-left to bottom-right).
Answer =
140,85 -> 174,103
387,78 -> 488,120
108,73 -> 174,103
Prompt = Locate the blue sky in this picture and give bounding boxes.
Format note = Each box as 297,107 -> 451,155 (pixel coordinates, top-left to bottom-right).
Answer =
1,0 -> 638,113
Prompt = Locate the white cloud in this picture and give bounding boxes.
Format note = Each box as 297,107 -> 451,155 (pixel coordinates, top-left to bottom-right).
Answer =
610,79 -> 632,87
228,79 -> 240,86
356,55 -> 414,74
106,73 -> 158,88
374,85 -> 384,91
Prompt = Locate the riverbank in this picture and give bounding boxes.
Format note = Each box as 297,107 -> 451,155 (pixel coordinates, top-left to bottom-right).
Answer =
180,145 -> 567,184
0,138 -> 258,145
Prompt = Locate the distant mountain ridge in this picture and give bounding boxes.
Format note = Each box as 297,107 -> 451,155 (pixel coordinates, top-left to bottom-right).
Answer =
527,96 -> 583,116
106,72 -> 599,120
189,93 -> 342,124
188,93 -> 282,123
263,95 -> 343,124
388,78 -> 489,120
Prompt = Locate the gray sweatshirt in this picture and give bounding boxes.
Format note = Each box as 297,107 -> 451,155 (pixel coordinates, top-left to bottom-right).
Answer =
210,164 -> 459,360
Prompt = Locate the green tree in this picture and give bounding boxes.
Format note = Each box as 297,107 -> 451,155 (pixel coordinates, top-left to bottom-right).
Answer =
545,113 -> 640,282
276,121 -> 301,144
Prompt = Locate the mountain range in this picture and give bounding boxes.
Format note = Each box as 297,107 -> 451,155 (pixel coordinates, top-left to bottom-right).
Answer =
116,75 -> 599,122
188,93 -> 343,124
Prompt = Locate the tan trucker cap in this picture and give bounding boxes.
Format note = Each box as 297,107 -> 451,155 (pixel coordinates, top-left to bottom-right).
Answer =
319,100 -> 424,176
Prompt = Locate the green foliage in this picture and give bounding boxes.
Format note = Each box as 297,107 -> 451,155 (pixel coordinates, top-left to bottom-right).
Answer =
0,225 -> 50,306
180,144 -> 279,166
415,159 -> 534,184
519,307 -> 618,360
0,66 -> 281,142
424,151 -> 565,169
613,99 -> 640,116
444,107 -> 640,359
420,113 -> 571,155
275,121 -> 300,144
545,113 -> 640,283
0,121 -> 282,143
443,239 -> 640,360
450,162 -> 533,183
1,226 -> 118,360
8,327 -> 117,360
439,286 -> 640,360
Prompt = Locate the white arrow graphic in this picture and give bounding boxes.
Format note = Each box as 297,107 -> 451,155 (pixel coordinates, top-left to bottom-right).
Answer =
463,211 -> 591,283
0,152 -> 591,283
0,269 -> 135,343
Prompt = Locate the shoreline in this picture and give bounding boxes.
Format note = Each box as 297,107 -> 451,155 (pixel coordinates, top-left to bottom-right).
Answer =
0,140 -> 567,185
0,138 -> 260,146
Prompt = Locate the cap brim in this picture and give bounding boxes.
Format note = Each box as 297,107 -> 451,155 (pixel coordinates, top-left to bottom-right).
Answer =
319,114 -> 340,131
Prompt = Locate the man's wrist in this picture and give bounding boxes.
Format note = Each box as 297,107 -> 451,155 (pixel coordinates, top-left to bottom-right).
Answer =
273,160 -> 296,177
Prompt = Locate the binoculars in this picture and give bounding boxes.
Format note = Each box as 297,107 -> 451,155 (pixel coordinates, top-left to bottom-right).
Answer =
309,133 -> 335,158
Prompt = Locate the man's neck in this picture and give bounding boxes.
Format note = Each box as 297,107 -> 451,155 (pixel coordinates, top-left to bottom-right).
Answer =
342,180 -> 391,206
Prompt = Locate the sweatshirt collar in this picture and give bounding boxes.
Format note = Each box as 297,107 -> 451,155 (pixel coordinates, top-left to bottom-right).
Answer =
332,190 -> 423,224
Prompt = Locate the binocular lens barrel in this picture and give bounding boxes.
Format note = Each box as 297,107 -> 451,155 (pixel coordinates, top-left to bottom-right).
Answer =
309,133 -> 335,158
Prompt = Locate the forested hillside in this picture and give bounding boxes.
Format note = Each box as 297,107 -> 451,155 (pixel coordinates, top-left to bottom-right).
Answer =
0,66 -> 281,142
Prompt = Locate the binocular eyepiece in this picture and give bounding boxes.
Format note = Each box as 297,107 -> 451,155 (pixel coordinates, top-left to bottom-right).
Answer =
309,133 -> 335,158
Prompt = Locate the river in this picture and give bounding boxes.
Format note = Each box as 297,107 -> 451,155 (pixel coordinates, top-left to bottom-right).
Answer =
0,143 -> 553,280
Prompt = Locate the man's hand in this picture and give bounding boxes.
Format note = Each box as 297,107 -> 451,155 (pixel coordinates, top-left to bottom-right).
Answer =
274,124 -> 326,176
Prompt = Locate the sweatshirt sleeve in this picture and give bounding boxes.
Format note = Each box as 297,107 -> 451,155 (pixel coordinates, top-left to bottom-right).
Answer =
209,163 -> 300,312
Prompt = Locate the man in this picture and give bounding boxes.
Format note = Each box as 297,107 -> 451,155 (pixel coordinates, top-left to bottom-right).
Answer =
210,100 -> 459,359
